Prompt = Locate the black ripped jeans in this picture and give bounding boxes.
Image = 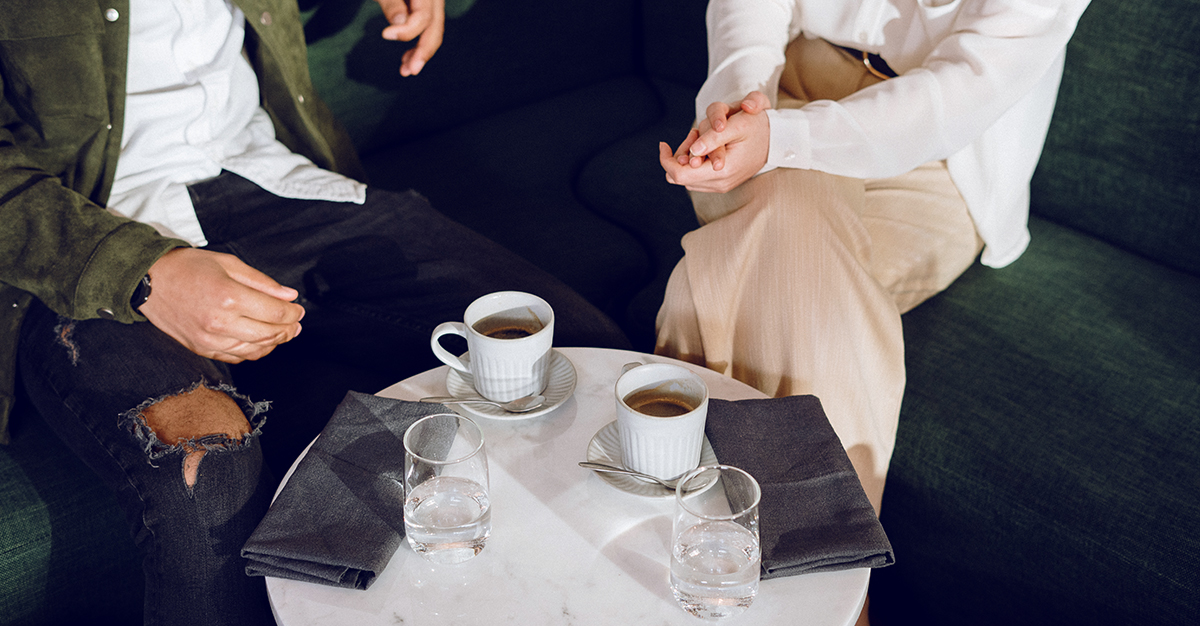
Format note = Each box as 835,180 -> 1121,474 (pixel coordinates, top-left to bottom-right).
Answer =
17,172 -> 629,625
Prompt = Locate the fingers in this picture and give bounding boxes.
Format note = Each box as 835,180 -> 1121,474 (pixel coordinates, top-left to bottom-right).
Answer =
660,142 -> 681,185
661,142 -> 721,188
378,0 -> 417,40
707,145 -> 728,172
704,101 -> 733,133
673,129 -> 700,165
378,0 -> 445,76
739,91 -> 771,114
219,256 -> 299,305
202,312 -> 302,361
399,6 -> 445,77
688,126 -> 723,159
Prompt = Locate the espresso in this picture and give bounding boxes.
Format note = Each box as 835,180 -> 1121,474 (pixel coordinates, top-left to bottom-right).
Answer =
624,389 -> 697,418
473,309 -> 544,340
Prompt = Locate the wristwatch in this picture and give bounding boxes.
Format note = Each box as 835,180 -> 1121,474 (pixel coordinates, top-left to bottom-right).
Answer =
131,274 -> 152,311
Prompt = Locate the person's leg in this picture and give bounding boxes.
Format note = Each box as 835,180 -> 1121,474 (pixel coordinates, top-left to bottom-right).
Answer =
862,160 -> 983,314
656,167 -> 903,513
187,175 -> 630,473
17,301 -> 275,626
655,37 -> 979,514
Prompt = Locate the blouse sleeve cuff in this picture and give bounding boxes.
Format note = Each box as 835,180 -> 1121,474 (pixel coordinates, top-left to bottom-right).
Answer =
765,108 -> 812,170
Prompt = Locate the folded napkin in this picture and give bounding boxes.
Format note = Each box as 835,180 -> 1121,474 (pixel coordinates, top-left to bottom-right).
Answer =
242,391 -> 449,589
704,396 -> 894,579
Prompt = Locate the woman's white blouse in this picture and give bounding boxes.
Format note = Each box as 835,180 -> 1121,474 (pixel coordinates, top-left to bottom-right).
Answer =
697,0 -> 1091,267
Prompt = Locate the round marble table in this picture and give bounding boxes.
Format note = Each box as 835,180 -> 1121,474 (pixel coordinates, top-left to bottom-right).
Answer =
266,347 -> 869,625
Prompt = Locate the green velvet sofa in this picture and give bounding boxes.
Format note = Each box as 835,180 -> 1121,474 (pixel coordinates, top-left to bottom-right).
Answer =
1,0 -> 1196,623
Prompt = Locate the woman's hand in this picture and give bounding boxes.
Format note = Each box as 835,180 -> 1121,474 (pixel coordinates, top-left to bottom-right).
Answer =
659,91 -> 772,194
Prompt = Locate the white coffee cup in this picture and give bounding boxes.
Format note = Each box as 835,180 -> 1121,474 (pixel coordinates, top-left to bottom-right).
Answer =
431,291 -> 555,402
615,363 -> 709,480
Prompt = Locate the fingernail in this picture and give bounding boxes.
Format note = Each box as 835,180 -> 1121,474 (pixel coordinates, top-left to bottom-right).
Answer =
690,141 -> 706,156
408,59 -> 425,75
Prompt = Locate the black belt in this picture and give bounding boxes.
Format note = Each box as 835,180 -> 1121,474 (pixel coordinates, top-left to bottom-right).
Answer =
834,44 -> 898,80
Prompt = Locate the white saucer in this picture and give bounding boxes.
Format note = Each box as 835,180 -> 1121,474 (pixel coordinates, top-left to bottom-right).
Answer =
443,349 -> 577,420
584,421 -> 718,498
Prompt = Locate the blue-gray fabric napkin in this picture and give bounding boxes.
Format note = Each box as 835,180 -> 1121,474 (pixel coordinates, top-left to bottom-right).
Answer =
242,391 -> 447,589
704,396 -> 894,579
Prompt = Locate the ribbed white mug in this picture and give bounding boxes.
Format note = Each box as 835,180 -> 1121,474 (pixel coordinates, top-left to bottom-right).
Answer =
615,363 -> 709,480
430,291 -> 554,402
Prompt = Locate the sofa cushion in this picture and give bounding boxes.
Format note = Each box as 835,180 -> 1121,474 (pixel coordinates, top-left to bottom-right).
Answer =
357,76 -> 665,317
576,79 -> 704,350
872,217 -> 1200,625
0,403 -> 142,624
1030,0 -> 1200,275
641,0 -> 709,89
304,0 -> 640,155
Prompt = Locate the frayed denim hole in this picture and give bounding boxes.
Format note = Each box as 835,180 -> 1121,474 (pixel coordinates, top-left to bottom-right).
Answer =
118,380 -> 271,463
52,318 -> 81,366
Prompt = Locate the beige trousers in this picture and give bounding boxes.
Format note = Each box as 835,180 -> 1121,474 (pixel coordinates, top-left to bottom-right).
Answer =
654,38 -> 982,513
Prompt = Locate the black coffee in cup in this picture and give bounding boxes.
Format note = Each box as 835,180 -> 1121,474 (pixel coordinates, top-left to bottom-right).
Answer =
624,388 -> 697,418
472,308 -> 545,340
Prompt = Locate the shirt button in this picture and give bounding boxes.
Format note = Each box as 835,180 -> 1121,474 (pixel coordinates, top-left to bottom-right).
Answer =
106,124 -> 113,130
297,94 -> 305,104
260,12 -> 272,26
105,8 -> 119,22
857,31 -> 869,43
783,150 -> 796,161
97,308 -> 116,320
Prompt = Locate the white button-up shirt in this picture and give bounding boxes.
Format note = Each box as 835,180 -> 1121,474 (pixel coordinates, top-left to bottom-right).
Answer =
107,0 -> 366,247
697,0 -> 1091,267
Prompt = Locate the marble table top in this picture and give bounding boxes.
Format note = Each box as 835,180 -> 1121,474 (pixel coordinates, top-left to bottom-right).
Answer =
266,347 -> 869,625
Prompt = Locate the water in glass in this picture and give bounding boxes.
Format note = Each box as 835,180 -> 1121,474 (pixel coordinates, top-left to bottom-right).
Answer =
670,520 -> 761,620
403,475 -> 491,564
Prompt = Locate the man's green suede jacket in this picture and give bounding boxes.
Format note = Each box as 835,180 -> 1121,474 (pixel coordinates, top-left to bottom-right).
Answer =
0,0 -> 365,442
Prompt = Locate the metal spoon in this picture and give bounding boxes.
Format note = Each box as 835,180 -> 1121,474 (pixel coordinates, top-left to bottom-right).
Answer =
419,393 -> 547,413
578,461 -> 692,490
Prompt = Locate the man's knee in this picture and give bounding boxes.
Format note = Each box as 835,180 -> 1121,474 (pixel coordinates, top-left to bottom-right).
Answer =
127,384 -> 266,488
142,385 -> 250,443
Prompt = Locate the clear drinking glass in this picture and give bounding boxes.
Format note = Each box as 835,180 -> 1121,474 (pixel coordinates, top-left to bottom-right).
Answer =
402,413 -> 491,564
671,465 -> 762,620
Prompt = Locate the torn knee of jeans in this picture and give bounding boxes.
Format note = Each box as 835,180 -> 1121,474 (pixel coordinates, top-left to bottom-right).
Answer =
120,380 -> 269,463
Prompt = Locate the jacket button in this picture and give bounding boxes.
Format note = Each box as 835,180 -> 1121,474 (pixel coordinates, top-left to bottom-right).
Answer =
260,12 -> 272,26
97,308 -> 116,320
105,8 -> 119,22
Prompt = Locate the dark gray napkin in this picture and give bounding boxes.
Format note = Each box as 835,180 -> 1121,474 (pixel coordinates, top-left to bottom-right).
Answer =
704,396 -> 894,579
242,391 -> 448,589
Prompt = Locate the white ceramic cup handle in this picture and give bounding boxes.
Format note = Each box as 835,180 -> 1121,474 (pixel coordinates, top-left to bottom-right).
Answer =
430,322 -> 472,375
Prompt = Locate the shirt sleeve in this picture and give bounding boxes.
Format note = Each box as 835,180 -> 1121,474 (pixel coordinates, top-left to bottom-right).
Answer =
694,0 -> 800,121
698,0 -> 1091,180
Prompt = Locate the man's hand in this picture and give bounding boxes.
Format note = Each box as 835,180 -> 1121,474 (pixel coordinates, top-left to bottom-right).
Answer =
376,0 -> 445,76
659,91 -> 772,194
139,248 -> 305,364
